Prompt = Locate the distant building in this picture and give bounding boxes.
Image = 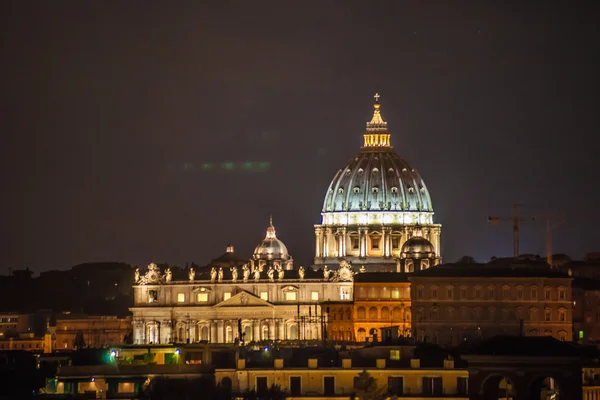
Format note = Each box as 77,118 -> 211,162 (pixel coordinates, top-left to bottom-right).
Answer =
572,278 -> 600,344
409,261 -> 573,344
351,272 -> 412,342
55,313 -> 131,349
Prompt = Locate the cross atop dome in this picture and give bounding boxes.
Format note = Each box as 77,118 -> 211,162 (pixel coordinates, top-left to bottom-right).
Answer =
265,215 -> 277,239
363,93 -> 392,150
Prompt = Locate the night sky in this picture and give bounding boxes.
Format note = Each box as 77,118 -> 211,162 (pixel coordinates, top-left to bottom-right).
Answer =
1,1 -> 599,273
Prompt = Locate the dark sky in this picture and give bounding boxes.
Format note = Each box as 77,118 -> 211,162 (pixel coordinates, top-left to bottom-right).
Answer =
1,1 -> 599,273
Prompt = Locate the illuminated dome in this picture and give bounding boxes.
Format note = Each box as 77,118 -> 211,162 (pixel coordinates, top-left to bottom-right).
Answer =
401,236 -> 435,259
253,217 -> 290,261
314,94 -> 442,273
322,96 -> 433,219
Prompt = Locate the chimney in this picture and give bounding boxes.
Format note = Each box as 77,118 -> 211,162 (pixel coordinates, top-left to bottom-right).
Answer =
274,359 -> 284,369
410,359 -> 420,369
308,359 -> 318,369
342,359 -> 352,369
376,359 -> 386,369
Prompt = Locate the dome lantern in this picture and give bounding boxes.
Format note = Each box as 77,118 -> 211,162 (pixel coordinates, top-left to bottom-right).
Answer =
362,93 -> 392,150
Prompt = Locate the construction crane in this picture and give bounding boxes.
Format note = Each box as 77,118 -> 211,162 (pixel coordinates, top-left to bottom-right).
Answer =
487,204 -> 560,266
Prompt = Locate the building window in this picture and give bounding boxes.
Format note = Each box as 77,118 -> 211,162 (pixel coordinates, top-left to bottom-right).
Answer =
488,287 -> 495,299
389,350 -> 400,360
559,310 -> 566,322
530,308 -> 538,321
431,288 -> 438,299
371,238 -> 380,250
475,289 -> 481,299
323,377 -> 335,396
260,292 -> 268,301
517,289 -> 523,300
290,377 -> 301,397
223,292 -> 231,301
545,309 -> 551,322
460,289 -> 467,299
311,291 -> 319,301
388,376 -> 404,396
256,377 -> 268,395
417,288 -> 423,299
392,237 -> 400,249
177,293 -> 185,303
285,292 -> 297,301
503,288 -> 510,299
352,237 -> 359,250
197,293 -> 208,302
340,287 -> 351,300
559,288 -> 566,300
545,288 -> 551,300
447,288 -> 453,299
422,377 -> 443,396
391,289 -> 400,299
457,377 -> 468,396
531,288 -> 538,300
148,290 -> 158,303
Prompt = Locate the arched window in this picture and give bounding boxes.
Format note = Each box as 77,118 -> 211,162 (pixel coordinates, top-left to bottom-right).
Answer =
225,326 -> 233,343
447,307 -> 455,319
381,307 -> 390,320
368,307 -> 378,320
357,328 -> 366,342
201,326 -> 209,341
262,325 -> 269,341
289,325 -> 298,340
392,306 -> 402,320
429,307 -> 439,320
357,307 -> 366,319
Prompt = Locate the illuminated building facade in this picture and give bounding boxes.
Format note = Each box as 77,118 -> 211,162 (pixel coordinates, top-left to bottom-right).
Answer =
130,220 -> 354,345
409,262 -> 573,345
314,95 -> 441,272
55,313 -> 132,349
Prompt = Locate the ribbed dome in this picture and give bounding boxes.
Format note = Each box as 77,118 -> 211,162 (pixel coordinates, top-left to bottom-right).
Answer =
253,217 -> 289,260
323,151 -> 432,213
401,236 -> 435,258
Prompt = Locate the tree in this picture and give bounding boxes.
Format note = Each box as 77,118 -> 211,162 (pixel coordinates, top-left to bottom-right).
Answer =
352,370 -> 387,400
456,256 -> 476,264
73,331 -> 85,349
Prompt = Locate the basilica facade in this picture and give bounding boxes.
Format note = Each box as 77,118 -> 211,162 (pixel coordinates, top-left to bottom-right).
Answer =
130,95 -> 440,345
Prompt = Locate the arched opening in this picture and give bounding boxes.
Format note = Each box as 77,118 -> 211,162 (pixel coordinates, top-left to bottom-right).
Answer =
381,307 -> 390,320
220,377 -> 232,398
225,326 -> 233,343
481,375 -> 515,400
200,326 -> 209,341
357,328 -> 366,342
148,324 -> 158,344
244,325 -> 252,342
529,376 -> 560,400
357,307 -> 366,319
262,325 -> 269,341
368,307 -> 378,320
289,325 -> 298,340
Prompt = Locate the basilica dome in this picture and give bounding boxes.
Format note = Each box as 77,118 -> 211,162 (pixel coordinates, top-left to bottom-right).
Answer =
322,99 -> 432,215
253,217 -> 290,261
401,236 -> 435,259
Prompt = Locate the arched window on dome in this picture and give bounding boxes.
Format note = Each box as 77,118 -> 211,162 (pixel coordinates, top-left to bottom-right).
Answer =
358,168 -> 364,175
372,167 -> 379,174
338,187 -> 344,194
407,186 -> 415,193
353,186 -> 360,194
391,186 -> 398,194
372,187 -> 379,194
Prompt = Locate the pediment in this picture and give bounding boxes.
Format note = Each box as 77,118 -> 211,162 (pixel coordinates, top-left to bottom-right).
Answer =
214,290 -> 273,307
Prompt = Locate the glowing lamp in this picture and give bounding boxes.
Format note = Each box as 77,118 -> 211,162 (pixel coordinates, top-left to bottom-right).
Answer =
175,349 -> 180,355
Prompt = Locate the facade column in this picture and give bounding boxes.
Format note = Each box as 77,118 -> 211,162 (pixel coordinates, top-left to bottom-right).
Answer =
315,227 -> 323,258
189,321 -> 197,343
161,321 -> 172,344
210,321 -> 218,343
254,320 -> 261,342
384,227 -> 392,257
133,321 -> 144,345
277,320 -> 285,340
217,320 -> 224,343
269,320 -> 276,341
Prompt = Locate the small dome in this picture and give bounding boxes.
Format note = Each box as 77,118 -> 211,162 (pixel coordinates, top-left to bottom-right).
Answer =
401,236 -> 435,259
253,217 -> 289,261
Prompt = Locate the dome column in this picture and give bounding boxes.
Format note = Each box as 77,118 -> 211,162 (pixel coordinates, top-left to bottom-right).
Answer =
315,226 -> 324,258
337,228 -> 347,257
324,227 -> 335,257
359,227 -> 368,258
383,227 -> 392,257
